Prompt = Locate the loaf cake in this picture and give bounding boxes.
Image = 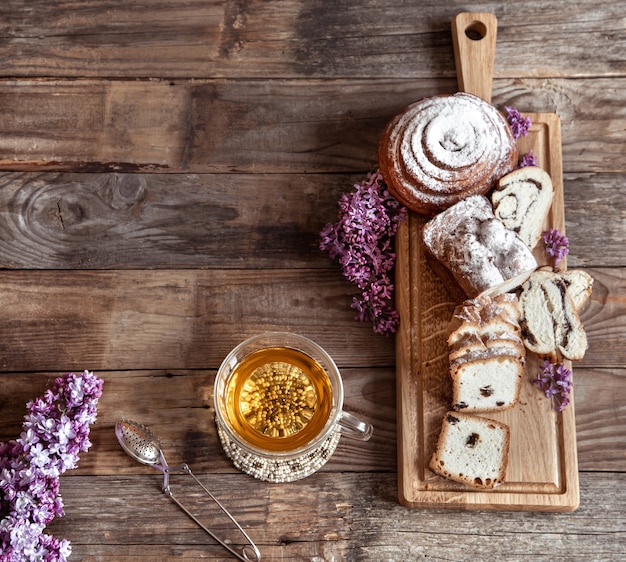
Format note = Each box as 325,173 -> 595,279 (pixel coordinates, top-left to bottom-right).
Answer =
518,269 -> 588,361
492,166 -> 554,249
448,293 -> 521,345
449,333 -> 524,366
429,412 -> 510,489
448,294 -> 525,412
378,92 -> 518,215
423,195 -> 537,298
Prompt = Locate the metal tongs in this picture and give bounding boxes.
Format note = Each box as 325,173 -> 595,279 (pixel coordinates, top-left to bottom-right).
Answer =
115,419 -> 261,561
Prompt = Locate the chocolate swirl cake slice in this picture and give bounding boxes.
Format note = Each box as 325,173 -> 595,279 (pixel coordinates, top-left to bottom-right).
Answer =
519,269 -> 588,361
491,167 -> 554,249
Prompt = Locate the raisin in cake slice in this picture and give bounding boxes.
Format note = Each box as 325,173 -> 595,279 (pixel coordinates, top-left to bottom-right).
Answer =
451,355 -> 525,412
429,412 -> 510,489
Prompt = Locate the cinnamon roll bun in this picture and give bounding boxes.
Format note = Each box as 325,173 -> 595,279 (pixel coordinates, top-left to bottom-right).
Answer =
378,92 -> 518,215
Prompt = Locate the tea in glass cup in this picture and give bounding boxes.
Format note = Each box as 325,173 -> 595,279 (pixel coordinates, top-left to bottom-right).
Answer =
214,332 -> 373,482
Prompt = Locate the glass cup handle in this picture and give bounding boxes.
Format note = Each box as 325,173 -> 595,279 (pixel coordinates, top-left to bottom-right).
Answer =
338,410 -> 373,441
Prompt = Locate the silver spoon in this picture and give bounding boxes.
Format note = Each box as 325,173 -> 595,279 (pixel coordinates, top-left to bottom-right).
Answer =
115,419 -> 261,562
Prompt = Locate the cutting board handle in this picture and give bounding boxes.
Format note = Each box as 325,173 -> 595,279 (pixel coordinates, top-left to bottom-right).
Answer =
452,12 -> 497,103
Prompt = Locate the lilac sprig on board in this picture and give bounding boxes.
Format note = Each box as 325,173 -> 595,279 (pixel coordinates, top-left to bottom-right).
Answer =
518,150 -> 538,168
505,106 -> 532,139
534,360 -> 573,411
543,228 -> 569,266
320,171 -> 406,335
0,371 -> 104,562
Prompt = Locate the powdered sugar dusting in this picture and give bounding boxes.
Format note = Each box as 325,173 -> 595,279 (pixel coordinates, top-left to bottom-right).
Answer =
423,195 -> 537,296
382,93 -> 517,214
423,107 -> 487,169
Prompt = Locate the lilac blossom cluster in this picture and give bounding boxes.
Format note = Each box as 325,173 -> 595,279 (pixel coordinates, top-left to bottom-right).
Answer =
534,360 -> 573,411
0,371 -> 104,562
542,228 -> 570,266
518,150 -> 538,168
505,106 -> 532,139
320,171 -> 406,335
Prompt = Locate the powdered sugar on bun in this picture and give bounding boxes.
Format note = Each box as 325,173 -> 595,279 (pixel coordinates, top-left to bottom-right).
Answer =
379,92 -> 518,215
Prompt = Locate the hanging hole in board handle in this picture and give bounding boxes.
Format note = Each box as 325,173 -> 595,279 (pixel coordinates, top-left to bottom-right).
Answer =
465,20 -> 488,41
452,12 -> 498,103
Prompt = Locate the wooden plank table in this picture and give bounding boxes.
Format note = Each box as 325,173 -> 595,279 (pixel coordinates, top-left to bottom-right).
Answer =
0,1 -> 624,560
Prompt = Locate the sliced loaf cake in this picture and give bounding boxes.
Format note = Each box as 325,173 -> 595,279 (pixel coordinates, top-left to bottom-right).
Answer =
450,355 -> 525,412
429,412 -> 510,489
447,293 -> 525,412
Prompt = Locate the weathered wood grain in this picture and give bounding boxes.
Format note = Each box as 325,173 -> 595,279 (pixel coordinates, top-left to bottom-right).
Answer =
0,269 -> 397,372
0,268 -> 620,372
0,1 -> 623,79
0,3 -> 623,558
0,171 -> 622,269
564,173 -> 626,268
44,472 -> 625,561
0,78 -> 623,173
575,367 -> 626,472
0,172 -> 350,269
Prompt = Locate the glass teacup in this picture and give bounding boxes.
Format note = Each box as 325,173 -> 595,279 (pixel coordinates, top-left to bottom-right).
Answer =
214,332 -> 373,482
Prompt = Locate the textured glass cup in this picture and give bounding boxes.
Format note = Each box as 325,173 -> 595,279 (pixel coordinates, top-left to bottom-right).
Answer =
214,332 -> 373,482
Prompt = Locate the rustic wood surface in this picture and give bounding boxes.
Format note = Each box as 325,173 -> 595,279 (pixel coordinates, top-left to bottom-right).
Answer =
0,1 -> 624,560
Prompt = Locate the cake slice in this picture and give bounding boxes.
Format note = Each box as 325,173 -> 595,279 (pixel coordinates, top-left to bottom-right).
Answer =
492,166 -> 554,249
449,333 -> 524,366
429,412 -> 510,489
519,269 -> 588,361
450,355 -> 525,411
448,317 -> 521,347
447,293 -> 521,347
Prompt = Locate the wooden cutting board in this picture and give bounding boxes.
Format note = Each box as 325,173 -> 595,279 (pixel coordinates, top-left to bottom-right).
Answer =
395,13 -> 579,511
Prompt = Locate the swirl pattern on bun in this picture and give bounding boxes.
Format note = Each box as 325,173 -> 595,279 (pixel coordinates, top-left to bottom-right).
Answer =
379,92 -> 518,215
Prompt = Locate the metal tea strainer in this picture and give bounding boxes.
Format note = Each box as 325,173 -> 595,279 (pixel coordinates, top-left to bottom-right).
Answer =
115,419 -> 261,562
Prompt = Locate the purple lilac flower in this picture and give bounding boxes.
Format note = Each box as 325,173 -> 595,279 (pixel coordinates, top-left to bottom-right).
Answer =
0,370 -> 103,562
320,171 -> 406,335
518,150 -> 538,168
534,360 -> 573,411
542,228 -> 569,266
505,106 -> 532,139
